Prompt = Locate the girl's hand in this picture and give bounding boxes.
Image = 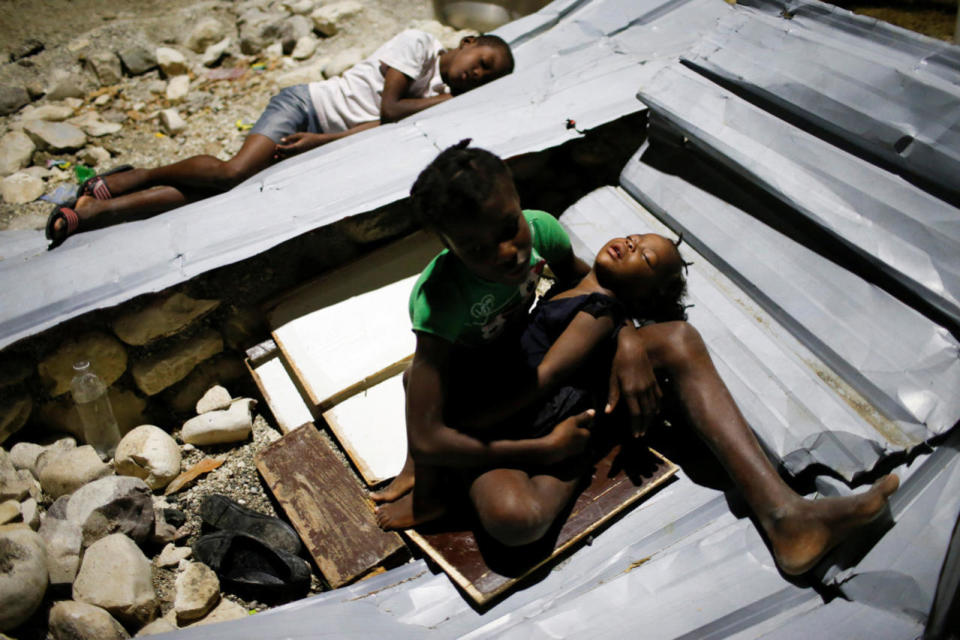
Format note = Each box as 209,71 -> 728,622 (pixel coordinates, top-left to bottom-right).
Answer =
274,132 -> 325,159
607,329 -> 661,438
543,409 -> 594,464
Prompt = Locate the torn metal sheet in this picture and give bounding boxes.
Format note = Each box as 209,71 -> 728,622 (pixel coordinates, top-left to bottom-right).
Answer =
633,61 -> 960,328
682,4 -> 960,200
753,597 -> 925,640
620,144 -> 960,460
561,186 -> 909,481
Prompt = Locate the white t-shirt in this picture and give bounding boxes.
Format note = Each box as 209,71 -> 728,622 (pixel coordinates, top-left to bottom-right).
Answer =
308,29 -> 448,133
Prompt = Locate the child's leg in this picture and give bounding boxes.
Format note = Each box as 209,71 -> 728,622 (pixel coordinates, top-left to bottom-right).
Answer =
371,452 -> 415,503
638,321 -> 899,574
470,467 -> 581,547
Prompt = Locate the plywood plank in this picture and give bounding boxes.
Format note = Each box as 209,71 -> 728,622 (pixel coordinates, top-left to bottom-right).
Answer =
273,276 -> 417,411
322,373 -> 407,486
246,353 -> 315,434
255,424 -> 406,588
406,445 -> 677,605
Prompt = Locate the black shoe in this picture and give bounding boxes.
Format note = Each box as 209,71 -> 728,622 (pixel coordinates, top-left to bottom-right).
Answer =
192,530 -> 311,603
200,494 -> 301,555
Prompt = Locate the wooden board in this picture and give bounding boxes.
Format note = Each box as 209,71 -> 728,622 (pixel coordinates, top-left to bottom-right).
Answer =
246,353 -> 316,434
273,276 -> 416,412
255,423 -> 406,588
321,373 -> 407,486
405,445 -> 677,606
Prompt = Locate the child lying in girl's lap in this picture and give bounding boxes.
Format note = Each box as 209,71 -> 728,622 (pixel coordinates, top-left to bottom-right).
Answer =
375,140 -> 899,576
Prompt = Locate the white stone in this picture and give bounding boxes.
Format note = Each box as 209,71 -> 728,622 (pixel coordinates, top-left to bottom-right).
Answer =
38,502 -> 83,585
156,47 -> 189,77
181,398 -> 256,446
285,0 -> 315,14
165,75 -> 190,102
77,145 -> 111,167
264,42 -> 284,61
0,500 -> 18,525
35,438 -> 77,476
21,103 -> 76,122
94,93 -> 112,106
115,425 -> 181,490
155,543 -> 191,567
20,498 -> 40,530
291,35 -> 318,60
38,445 -> 113,499
185,17 -> 227,53
68,111 -> 123,137
196,385 -> 232,414
65,476 -> 154,547
202,37 -> 231,67
1,448 -> 36,501
324,47 -> 364,77
0,130 -> 35,177
0,527 -> 47,631
48,600 -> 130,640
0,172 -> 43,204
73,533 -> 158,626
310,1 -> 364,36
159,109 -> 187,136
9,442 -> 43,476
183,597 -> 247,627
275,57 -> 329,87
24,119 -> 87,151
174,562 -> 220,624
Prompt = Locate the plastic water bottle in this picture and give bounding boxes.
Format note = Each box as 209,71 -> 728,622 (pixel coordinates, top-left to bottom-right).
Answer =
70,361 -> 121,460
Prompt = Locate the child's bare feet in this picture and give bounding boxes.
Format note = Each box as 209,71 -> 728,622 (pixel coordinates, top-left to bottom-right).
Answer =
49,195 -> 96,243
375,492 -> 446,530
370,455 -> 415,503
765,473 -> 899,575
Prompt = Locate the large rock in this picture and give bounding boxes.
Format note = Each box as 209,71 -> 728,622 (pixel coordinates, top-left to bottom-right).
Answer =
165,75 -> 190,102
34,438 -> 77,477
118,42 -> 157,76
181,398 -> 256,446
310,1 -> 364,36
39,496 -> 83,586
183,597 -> 247,627
113,292 -> 220,346
136,618 -> 177,635
0,172 -> 43,204
292,35 -> 318,60
202,37 -> 231,67
68,111 -> 123,137
49,600 -> 130,640
155,543 -> 191,568
38,332 -> 127,397
0,393 -> 31,445
0,527 -> 47,632
73,533 -> 158,626
280,15 -> 314,54
39,445 -> 113,499
156,47 -> 189,77
115,425 -> 181,490
185,18 -> 227,53
84,51 -> 123,86
77,145 -> 111,167
36,387 -> 147,440
239,9 -> 288,55
0,131 -> 36,177
9,442 -> 44,477
131,329 -> 223,396
0,84 -> 29,116
23,119 -> 87,152
65,476 -> 155,547
0,448 -> 34,501
46,69 -> 88,101
0,501 -> 18,525
174,562 -> 220,624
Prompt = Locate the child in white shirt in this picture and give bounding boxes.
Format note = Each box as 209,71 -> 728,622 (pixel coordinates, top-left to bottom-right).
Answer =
46,29 -> 514,247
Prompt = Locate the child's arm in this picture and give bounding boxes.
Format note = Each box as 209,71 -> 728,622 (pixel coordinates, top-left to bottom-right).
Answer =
407,332 -> 591,468
607,326 -> 661,438
379,66 -> 452,123
273,121 -> 381,159
460,310 -> 617,431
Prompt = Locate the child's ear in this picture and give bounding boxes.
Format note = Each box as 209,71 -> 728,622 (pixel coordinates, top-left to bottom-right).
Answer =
459,35 -> 477,48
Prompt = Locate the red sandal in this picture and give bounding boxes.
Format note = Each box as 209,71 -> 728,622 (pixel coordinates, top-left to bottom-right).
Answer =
45,205 -> 80,249
78,164 -> 133,200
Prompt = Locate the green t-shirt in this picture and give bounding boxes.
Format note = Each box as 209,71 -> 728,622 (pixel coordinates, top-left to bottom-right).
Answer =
409,210 -> 572,347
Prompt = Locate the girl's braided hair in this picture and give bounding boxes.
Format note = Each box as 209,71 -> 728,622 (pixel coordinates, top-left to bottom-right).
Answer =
409,139 -> 512,232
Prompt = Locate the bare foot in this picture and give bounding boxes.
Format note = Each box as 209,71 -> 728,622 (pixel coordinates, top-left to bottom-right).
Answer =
375,492 -> 446,530
370,454 -> 415,503
50,195 -> 96,240
766,473 -> 899,575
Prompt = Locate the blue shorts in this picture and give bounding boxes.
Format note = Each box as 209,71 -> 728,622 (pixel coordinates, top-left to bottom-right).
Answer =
250,84 -> 323,143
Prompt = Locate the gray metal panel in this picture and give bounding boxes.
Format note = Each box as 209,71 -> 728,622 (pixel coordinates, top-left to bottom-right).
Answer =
620,145 -> 960,466
754,597 -> 925,640
561,186 -> 906,481
633,61 -> 960,328
682,6 -> 960,201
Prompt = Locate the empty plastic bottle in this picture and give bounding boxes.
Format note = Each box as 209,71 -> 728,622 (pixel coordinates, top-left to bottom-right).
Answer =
70,361 -> 121,460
